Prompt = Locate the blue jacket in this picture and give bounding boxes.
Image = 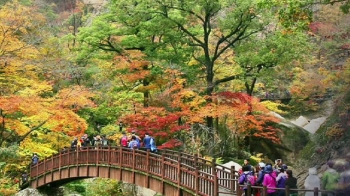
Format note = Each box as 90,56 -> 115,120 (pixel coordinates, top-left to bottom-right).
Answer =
256,170 -> 265,185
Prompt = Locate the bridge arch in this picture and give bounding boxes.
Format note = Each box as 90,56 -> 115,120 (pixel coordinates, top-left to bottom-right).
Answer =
29,147 -> 239,196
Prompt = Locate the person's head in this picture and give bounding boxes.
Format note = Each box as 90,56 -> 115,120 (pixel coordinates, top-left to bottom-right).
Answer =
244,159 -> 250,165
131,135 -> 136,140
308,167 -> 317,175
265,165 -> 273,173
279,168 -> 285,173
281,164 -> 288,170
258,162 -> 266,169
286,170 -> 293,177
132,130 -> 136,135
145,132 -> 149,136
327,160 -> 335,168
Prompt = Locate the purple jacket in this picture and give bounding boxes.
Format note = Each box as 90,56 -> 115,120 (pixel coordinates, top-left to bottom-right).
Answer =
276,172 -> 287,188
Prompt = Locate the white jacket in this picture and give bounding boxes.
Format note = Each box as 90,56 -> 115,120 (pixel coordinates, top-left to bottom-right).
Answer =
304,167 -> 321,196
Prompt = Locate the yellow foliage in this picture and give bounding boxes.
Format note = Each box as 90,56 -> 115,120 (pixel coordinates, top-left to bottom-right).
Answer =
260,101 -> 289,114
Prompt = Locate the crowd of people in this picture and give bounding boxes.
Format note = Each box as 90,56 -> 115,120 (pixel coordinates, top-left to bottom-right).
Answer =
305,159 -> 350,196
238,159 -> 297,196
238,158 -> 350,196
68,131 -> 158,153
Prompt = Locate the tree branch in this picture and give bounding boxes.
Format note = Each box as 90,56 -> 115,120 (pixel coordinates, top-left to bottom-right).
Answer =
16,118 -> 51,144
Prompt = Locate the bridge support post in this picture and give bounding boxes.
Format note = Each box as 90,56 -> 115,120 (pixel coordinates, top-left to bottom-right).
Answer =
43,158 -> 46,184
194,154 -> 199,195
132,148 -> 136,184
212,158 -> 218,196
231,165 -> 235,193
314,187 -> 319,196
146,149 -> 150,188
247,184 -> 252,196
119,147 -> 123,181
177,153 -> 181,196
285,185 -> 290,196
36,163 -> 39,188
161,153 -> 165,195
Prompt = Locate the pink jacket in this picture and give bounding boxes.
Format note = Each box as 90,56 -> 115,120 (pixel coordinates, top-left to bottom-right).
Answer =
263,172 -> 277,193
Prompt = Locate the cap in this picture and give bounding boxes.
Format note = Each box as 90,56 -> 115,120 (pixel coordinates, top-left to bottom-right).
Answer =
258,162 -> 266,168
281,164 -> 288,170
265,165 -> 273,173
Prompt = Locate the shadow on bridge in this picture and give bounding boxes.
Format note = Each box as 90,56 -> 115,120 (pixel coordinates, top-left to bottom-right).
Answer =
26,147 -> 240,196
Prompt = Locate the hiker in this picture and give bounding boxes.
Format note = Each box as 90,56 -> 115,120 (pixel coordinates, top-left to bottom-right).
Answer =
276,165 -> 288,196
81,134 -> 90,147
321,160 -> 339,196
129,130 -> 141,148
256,162 -> 266,185
239,165 -> 255,196
285,170 -> 298,196
21,172 -> 28,184
31,153 -> 39,166
262,165 -> 277,196
243,159 -> 255,175
274,159 -> 283,170
304,167 -> 321,196
143,133 -> 157,152
128,136 -> 139,149
120,132 -> 129,147
71,137 -> 78,150
94,135 -> 102,148
337,161 -> 350,196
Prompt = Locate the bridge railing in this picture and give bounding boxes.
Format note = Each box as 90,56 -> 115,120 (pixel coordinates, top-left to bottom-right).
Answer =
30,146 -> 222,196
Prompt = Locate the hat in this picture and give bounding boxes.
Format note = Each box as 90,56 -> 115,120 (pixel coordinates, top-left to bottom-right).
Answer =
258,162 -> 266,168
265,165 -> 273,173
281,164 -> 288,170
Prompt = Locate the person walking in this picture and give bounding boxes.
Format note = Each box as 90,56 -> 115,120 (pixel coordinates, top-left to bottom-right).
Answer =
263,165 -> 277,196
128,136 -> 139,149
285,170 -> 298,196
321,160 -> 339,196
338,162 -> 350,196
31,153 -> 39,166
304,167 -> 321,196
276,165 -> 288,196
243,159 -> 255,175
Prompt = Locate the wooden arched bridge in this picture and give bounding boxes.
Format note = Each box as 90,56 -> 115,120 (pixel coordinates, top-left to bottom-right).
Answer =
28,147 -> 239,196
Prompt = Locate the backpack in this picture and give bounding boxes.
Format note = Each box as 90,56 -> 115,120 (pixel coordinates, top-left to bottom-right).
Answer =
102,139 -> 108,146
150,137 -> 157,152
130,140 -> 138,148
324,172 -> 340,190
121,136 -> 128,147
244,173 -> 255,186
135,137 -> 141,148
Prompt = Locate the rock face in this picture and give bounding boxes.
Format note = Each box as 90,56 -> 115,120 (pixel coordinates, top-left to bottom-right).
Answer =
81,0 -> 107,8
15,188 -> 46,196
250,113 -> 311,165
291,116 -> 327,134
